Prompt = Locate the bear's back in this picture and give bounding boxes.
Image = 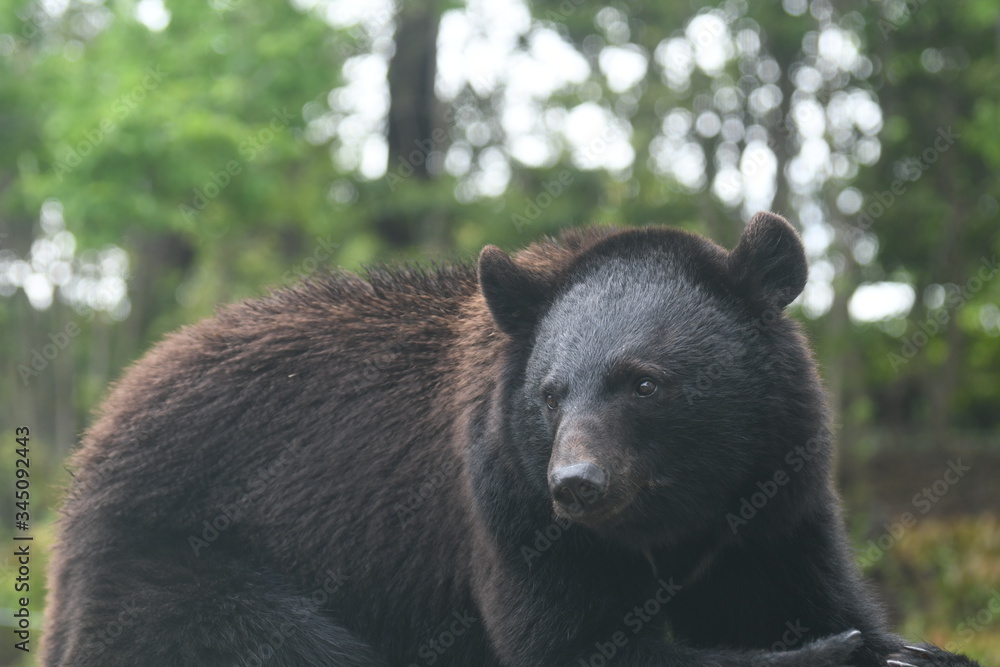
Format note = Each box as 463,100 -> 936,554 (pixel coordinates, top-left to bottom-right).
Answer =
58,264 -> 480,552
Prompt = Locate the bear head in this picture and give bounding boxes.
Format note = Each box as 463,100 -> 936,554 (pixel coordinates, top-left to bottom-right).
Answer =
478,212 -> 822,549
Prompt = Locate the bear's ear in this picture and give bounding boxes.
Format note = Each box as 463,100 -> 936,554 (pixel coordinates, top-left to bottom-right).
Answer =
478,245 -> 550,337
727,212 -> 808,310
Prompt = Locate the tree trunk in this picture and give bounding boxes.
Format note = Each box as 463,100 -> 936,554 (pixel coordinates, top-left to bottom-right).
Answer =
380,1 -> 449,249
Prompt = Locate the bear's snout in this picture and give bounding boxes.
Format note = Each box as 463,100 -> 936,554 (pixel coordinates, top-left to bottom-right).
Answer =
549,461 -> 608,514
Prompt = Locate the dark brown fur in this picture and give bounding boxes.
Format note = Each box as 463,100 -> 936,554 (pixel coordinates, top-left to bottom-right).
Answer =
44,220 -> 978,667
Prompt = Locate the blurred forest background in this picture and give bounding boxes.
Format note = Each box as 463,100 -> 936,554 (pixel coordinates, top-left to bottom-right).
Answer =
1,0 -> 999,664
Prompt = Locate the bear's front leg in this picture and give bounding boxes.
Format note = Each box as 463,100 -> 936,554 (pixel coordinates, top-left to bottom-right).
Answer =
470,527 -> 865,667
655,508 -> 982,667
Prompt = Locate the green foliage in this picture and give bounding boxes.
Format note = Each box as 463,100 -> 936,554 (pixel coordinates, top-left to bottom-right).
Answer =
1,0 -> 998,661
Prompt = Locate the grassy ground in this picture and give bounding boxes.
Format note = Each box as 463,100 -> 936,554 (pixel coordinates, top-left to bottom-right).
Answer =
863,513 -> 1000,663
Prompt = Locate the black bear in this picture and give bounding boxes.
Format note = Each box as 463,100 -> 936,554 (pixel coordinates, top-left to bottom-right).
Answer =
44,213 -> 980,666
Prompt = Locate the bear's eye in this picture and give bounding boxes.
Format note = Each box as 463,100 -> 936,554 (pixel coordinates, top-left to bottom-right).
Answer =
636,379 -> 657,397
544,392 -> 559,410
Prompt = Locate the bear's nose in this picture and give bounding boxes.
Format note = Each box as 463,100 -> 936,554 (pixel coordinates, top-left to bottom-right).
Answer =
549,462 -> 608,512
